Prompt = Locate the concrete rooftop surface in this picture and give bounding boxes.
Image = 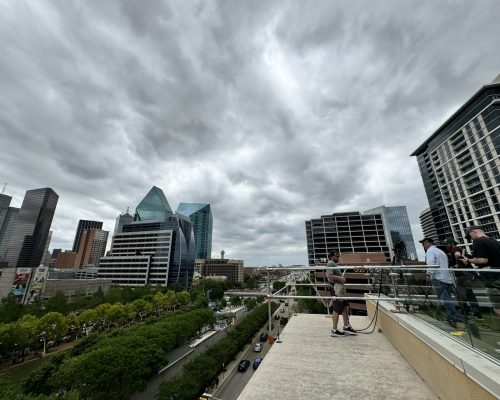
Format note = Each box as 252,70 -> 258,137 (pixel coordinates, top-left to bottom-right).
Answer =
237,314 -> 437,400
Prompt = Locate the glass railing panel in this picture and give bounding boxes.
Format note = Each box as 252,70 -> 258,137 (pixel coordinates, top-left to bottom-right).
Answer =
385,267 -> 500,362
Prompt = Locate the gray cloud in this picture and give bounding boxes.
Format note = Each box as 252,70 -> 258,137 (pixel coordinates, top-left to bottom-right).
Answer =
1,0 -> 499,265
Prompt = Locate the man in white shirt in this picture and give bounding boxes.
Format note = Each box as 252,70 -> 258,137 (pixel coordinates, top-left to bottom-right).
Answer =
419,238 -> 458,325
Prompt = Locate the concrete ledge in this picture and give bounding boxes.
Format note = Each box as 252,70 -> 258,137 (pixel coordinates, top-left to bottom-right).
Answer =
366,296 -> 500,400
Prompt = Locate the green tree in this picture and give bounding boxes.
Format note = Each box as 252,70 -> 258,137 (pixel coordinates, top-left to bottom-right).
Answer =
272,280 -> 286,292
37,312 -> 68,341
229,296 -> 242,307
105,303 -> 127,327
0,293 -> 24,323
46,291 -> 69,315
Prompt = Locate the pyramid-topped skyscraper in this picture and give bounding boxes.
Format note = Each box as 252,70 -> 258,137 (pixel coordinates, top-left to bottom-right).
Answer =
135,186 -> 173,221
99,186 -> 195,288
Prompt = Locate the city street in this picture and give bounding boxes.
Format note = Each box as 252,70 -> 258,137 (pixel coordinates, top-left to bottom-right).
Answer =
213,305 -> 288,400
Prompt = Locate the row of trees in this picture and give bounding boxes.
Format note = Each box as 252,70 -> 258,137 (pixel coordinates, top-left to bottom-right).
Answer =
0,289 -> 191,363
19,307 -> 215,400
0,284 -> 188,325
158,302 -> 277,400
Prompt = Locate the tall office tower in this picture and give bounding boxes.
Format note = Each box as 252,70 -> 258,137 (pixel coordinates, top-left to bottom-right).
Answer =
305,211 -> 390,265
74,228 -> 109,268
363,206 -> 417,260
0,194 -> 19,260
5,188 -> 58,268
420,207 -> 439,242
176,203 -> 213,259
72,220 -> 103,252
99,186 -> 195,287
114,209 -> 134,235
412,75 -> 500,243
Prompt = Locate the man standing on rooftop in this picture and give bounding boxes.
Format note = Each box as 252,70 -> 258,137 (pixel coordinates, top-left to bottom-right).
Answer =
462,226 -> 500,317
326,250 -> 357,337
420,238 -> 459,326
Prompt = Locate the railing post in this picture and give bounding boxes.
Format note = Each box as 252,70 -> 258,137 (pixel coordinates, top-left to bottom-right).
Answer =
268,268 -> 272,333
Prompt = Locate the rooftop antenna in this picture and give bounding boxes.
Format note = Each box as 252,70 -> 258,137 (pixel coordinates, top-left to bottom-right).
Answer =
1,183 -> 6,194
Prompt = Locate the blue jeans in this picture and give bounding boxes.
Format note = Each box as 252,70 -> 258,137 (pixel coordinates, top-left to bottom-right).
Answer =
432,279 -> 458,321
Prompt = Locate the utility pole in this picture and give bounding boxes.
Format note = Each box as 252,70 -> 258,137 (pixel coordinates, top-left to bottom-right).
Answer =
1,183 -> 6,194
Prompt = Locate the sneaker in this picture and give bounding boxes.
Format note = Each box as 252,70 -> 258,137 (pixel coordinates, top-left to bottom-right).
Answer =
331,329 -> 345,337
343,326 -> 357,335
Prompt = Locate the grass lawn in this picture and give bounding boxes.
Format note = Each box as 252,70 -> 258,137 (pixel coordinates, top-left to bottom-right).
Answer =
0,352 -> 57,386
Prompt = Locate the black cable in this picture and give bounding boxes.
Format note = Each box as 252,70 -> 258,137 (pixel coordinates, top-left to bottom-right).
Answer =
353,268 -> 384,334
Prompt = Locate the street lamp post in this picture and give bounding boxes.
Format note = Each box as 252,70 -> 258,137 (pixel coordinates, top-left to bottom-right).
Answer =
39,332 -> 46,357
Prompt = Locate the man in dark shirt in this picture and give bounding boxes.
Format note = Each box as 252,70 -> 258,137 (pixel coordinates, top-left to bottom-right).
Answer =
462,226 -> 500,316
444,238 -> 481,318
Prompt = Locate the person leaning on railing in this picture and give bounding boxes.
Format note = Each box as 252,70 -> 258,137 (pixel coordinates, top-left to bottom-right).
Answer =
461,226 -> 500,317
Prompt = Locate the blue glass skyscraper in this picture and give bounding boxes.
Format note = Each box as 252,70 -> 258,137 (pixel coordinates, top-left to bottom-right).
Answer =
364,205 -> 417,260
177,203 -> 213,259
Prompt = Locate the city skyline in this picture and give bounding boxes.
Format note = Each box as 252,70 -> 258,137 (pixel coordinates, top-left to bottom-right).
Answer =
1,2 -> 500,266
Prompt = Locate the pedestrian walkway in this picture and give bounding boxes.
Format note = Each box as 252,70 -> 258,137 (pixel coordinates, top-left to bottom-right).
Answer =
237,314 -> 437,400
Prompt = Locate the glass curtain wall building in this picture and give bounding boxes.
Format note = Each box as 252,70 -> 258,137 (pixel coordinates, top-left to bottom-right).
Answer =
5,188 -> 58,268
363,206 -> 417,260
305,211 -> 390,265
176,203 -> 213,259
98,186 -> 195,288
412,75 -> 500,244
0,194 -> 19,261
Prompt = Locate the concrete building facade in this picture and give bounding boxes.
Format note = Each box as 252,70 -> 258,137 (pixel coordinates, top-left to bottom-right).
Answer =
420,207 -> 439,242
195,258 -> 244,283
305,211 -> 390,265
72,220 -> 103,252
74,228 -> 109,268
412,75 -> 500,244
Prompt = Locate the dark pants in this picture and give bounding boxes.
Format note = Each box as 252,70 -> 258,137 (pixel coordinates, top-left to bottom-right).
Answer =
455,274 -> 481,316
432,279 -> 458,322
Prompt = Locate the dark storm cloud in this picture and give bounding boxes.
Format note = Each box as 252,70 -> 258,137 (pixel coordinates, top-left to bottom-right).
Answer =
1,0 -> 499,264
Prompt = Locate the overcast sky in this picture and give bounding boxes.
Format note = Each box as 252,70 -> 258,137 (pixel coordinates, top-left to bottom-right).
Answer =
1,1 -> 500,266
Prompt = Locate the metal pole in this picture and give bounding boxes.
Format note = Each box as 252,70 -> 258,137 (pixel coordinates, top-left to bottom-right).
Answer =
267,269 -> 272,333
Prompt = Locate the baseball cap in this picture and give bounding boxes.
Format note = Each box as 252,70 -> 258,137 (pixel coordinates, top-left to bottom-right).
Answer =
465,225 -> 482,239
418,237 -> 434,244
444,238 -> 458,245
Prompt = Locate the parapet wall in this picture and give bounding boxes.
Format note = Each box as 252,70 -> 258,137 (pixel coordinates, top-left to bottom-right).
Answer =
366,297 -> 499,400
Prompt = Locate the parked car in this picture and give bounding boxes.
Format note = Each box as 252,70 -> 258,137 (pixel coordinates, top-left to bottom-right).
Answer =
274,314 -> 280,320
253,357 -> 263,369
259,332 -> 268,341
279,307 -> 285,313
253,343 -> 262,352
238,359 -> 251,372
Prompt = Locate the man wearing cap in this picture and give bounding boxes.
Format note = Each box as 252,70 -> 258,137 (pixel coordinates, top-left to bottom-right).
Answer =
462,226 -> 500,316
444,238 -> 482,319
420,238 -> 459,325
